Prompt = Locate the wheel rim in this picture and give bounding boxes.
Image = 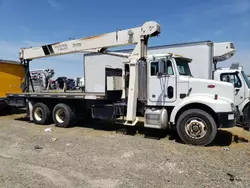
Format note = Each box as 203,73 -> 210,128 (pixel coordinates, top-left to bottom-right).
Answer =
34,107 -> 43,121
55,109 -> 65,123
184,118 -> 207,139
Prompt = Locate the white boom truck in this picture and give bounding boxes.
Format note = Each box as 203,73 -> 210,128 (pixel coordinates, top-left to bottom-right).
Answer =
7,23 -> 236,146
84,41 -> 250,130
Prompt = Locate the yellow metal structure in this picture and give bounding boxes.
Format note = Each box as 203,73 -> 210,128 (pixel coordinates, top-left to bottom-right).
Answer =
0,60 -> 24,98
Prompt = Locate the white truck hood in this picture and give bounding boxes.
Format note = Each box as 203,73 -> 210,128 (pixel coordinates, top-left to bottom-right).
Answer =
188,77 -> 235,103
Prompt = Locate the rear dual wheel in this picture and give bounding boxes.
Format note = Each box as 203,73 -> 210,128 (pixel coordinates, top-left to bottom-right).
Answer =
32,102 -> 51,125
52,103 -> 76,128
32,102 -> 77,128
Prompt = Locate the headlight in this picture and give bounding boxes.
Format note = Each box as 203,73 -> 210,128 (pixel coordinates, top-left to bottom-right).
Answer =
230,103 -> 235,111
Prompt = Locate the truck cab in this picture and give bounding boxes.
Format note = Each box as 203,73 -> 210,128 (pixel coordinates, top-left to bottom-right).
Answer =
147,54 -> 192,105
135,53 -> 236,145
214,64 -> 250,123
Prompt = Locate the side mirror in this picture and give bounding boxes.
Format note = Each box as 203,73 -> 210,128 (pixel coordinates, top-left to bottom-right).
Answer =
159,59 -> 165,73
157,72 -> 163,78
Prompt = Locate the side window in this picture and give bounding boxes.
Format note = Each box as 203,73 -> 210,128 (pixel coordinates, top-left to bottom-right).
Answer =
220,73 -> 242,88
165,60 -> 174,75
151,62 -> 159,76
151,60 -> 174,76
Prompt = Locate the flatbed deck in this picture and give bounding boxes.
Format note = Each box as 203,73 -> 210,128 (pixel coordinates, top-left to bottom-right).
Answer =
7,92 -> 105,99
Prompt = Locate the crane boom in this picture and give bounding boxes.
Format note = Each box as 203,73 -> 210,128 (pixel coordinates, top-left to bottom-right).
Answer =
20,21 -> 161,126
20,21 -> 160,61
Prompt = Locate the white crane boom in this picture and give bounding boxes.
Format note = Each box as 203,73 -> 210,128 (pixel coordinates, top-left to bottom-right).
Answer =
20,21 -> 161,126
20,21 -> 160,61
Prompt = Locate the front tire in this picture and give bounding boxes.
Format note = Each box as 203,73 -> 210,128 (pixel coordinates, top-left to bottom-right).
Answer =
52,103 -> 76,128
32,102 -> 51,125
176,109 -> 217,146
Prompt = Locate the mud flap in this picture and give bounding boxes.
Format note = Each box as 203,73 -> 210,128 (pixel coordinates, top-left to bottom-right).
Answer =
235,107 -> 241,124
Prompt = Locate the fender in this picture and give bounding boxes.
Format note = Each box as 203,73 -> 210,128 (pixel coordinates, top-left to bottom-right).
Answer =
169,94 -> 233,123
238,98 -> 250,116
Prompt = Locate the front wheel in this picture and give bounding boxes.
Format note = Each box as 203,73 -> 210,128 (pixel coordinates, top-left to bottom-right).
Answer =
176,109 -> 217,146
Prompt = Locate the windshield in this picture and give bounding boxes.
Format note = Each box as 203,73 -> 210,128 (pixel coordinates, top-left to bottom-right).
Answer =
241,71 -> 250,89
175,58 -> 192,76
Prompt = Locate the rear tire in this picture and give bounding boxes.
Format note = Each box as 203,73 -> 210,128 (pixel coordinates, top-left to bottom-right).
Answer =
242,106 -> 250,130
52,103 -> 76,128
176,109 -> 217,146
32,102 -> 51,125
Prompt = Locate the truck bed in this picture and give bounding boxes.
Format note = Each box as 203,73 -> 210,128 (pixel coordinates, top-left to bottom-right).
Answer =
7,91 -> 105,100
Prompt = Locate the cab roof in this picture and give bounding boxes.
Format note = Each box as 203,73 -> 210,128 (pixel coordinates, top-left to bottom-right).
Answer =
147,53 -> 192,62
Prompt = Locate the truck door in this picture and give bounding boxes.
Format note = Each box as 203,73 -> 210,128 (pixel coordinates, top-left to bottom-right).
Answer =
220,72 -> 244,106
148,59 -> 176,104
